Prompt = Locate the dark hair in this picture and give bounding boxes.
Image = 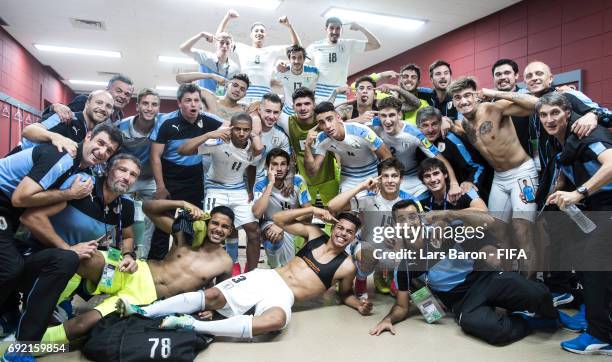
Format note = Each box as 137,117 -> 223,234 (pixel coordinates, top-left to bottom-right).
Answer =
392,199 -> 421,219
108,74 -> 133,88
177,83 -> 201,101
325,17 -> 342,28
230,112 -> 252,125
108,153 -> 141,170
210,205 -> 235,224
313,101 -> 336,117
261,92 -> 283,105
90,123 -> 123,149
429,60 -> 452,78
250,22 -> 266,31
137,88 -> 160,104
355,75 -> 376,89
292,87 -> 315,102
230,73 -> 251,89
447,77 -> 478,96
377,157 -> 404,175
265,148 -> 290,166
416,106 -> 442,127
286,44 -> 307,59
377,96 -> 403,112
535,92 -> 573,113
417,158 -> 448,182
337,212 -> 361,230
399,63 -> 421,80
492,58 -> 519,75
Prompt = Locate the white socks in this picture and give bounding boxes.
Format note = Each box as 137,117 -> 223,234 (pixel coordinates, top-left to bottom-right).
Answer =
192,314 -> 253,339
142,290 -> 205,317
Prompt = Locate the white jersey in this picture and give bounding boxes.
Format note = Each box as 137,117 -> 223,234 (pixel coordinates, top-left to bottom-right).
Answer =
234,42 -> 286,102
306,39 -> 366,102
351,190 -> 415,242
273,65 -> 319,115
314,123 -> 383,180
253,174 -> 311,222
369,118 -> 439,177
256,125 -> 291,181
199,138 -> 261,190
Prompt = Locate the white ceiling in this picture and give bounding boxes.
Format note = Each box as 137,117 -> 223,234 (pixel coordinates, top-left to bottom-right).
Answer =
2,0 -> 521,98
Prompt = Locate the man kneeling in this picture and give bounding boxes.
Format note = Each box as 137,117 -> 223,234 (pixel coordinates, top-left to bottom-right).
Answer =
116,207 -> 372,339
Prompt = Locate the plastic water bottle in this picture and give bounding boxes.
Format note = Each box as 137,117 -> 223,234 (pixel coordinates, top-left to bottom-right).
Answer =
562,204 -> 596,234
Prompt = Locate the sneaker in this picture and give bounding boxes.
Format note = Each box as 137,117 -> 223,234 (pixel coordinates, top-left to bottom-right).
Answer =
160,315 -> 195,331
2,350 -> 36,362
561,332 -> 612,355
512,311 -> 559,330
231,263 -> 242,277
552,292 -> 574,307
558,310 -> 587,333
115,297 -> 147,318
373,272 -> 390,294
354,278 -> 367,298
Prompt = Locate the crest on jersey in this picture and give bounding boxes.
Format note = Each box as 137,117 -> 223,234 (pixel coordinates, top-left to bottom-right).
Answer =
0,216 -> 7,231
437,142 -> 446,152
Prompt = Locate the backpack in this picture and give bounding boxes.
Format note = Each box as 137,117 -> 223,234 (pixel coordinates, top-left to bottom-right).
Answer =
82,313 -> 212,362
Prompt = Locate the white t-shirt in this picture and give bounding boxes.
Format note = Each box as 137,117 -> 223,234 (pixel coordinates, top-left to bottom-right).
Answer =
234,42 -> 286,102
199,138 -> 261,190
306,38 -> 367,101
351,190 -> 415,242
192,50 -> 240,94
314,123 -> 382,179
273,65 -> 319,114
257,125 -> 291,180
253,174 -> 311,222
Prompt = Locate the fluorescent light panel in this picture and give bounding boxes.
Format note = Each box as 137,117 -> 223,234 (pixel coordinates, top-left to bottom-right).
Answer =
322,7 -> 425,30
68,80 -> 107,86
34,44 -> 121,58
156,86 -> 178,91
158,55 -> 198,65
201,0 -> 281,10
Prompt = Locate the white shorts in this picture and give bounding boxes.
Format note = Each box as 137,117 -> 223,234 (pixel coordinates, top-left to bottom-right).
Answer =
204,188 -> 257,227
215,269 -> 294,328
488,159 -> 539,222
262,221 -> 295,268
400,175 -> 428,198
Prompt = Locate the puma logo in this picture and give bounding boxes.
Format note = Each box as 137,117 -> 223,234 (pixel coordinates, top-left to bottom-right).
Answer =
72,126 -> 78,135
172,124 -> 180,132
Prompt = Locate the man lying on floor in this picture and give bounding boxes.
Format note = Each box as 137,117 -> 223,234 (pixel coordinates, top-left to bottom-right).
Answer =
40,199 -> 234,344
115,206 -> 372,339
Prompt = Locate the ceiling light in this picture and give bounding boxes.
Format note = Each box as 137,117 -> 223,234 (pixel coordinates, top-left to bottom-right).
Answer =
156,86 -> 178,91
34,44 -> 121,58
158,55 -> 198,65
322,7 -> 425,30
201,0 -> 281,10
68,80 -> 108,86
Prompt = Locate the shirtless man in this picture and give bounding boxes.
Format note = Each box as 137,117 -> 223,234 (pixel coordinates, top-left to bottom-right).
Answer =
446,77 -> 539,272
176,72 -> 249,120
40,199 -> 233,344
116,207 -> 372,339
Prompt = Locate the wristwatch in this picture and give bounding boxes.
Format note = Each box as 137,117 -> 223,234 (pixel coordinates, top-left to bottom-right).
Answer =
576,186 -> 588,198
122,251 -> 137,260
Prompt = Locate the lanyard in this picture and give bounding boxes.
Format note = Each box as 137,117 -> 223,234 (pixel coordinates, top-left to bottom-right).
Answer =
398,221 -> 431,292
430,193 -> 448,211
215,60 -> 230,79
103,197 -> 123,249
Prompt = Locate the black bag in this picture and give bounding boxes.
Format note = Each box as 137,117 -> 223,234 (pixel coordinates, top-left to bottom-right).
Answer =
82,313 -> 212,362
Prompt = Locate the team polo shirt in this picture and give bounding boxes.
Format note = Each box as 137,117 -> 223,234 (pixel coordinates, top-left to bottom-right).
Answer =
421,187 -> 481,212
21,112 -> 90,150
416,87 -> 460,120
150,111 -> 223,185
233,42 -> 286,101
27,173 -> 134,248
274,65 -> 319,115
253,174 -> 311,222
306,38 -> 366,102
192,50 -> 240,94
0,143 -> 86,208
314,123 -> 383,180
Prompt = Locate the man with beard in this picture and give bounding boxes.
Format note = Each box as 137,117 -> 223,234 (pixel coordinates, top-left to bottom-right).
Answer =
34,198 -> 234,346
179,31 -> 240,95
305,102 -> 392,196
19,90 -> 114,155
279,87 -> 338,206
217,9 -> 300,105
378,63 -> 429,125
307,17 -> 380,104
253,148 -> 311,268
420,60 -> 460,121
43,74 -> 133,123
176,73 -> 250,120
